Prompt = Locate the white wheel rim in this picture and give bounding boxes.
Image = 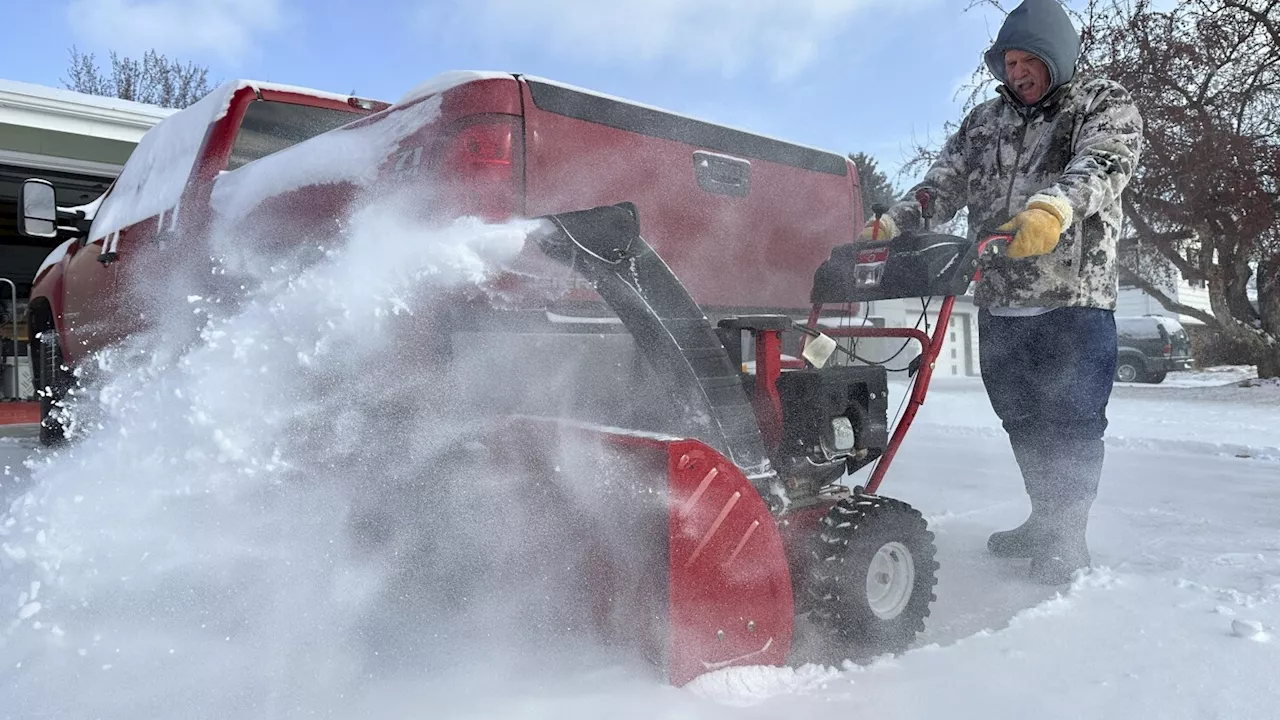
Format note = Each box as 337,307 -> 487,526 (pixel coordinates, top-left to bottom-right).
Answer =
1118,364 -> 1137,382
865,541 -> 916,620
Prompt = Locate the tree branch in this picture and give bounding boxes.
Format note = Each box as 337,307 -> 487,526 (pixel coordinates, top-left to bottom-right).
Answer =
1124,198 -> 1207,282
1220,0 -> 1280,50
1118,264 -> 1221,326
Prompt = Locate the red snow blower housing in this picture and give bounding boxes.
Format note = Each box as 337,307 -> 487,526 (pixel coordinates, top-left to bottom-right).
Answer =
508,200 -> 1012,685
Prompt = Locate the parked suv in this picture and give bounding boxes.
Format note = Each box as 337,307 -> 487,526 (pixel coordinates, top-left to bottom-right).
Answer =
1115,315 -> 1194,383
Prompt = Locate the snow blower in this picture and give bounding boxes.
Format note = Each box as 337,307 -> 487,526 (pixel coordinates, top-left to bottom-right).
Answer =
459,197 -> 1014,685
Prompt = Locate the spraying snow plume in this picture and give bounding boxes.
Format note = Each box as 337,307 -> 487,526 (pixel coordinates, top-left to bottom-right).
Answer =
0,193 -> 668,718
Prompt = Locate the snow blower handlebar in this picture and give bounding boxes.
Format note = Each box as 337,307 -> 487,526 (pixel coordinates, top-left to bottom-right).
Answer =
800,227 -> 1013,494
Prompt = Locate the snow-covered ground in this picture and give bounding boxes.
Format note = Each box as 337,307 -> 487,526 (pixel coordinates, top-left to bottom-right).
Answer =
1,197 -> 1276,718
918,372 -> 1280,461
3,369 -> 1276,718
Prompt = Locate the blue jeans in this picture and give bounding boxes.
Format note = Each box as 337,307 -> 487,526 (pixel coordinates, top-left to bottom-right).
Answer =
978,308 -> 1117,509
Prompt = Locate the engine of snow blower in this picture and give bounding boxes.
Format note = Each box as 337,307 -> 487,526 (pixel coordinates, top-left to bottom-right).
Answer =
714,314 -> 890,507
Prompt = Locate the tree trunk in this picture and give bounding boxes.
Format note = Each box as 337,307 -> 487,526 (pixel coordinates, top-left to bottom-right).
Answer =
1257,253 -> 1280,379
1257,348 -> 1280,379
1222,245 -> 1260,324
1205,263 -> 1280,379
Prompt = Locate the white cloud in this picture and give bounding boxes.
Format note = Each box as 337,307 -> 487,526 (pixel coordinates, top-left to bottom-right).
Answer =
67,0 -> 285,63
447,0 -> 934,80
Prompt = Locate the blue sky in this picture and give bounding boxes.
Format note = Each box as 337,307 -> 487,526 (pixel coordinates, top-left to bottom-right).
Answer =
1,0 -> 1017,186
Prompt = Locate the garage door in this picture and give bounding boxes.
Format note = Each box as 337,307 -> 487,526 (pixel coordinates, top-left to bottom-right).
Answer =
929,312 -> 973,376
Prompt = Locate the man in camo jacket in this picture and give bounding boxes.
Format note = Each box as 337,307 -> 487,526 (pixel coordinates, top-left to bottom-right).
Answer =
863,0 -> 1143,584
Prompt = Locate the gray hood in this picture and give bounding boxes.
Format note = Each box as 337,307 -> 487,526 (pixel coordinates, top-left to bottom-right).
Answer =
984,0 -> 1081,101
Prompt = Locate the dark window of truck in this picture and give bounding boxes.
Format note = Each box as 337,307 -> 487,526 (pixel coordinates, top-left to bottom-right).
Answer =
226,101 -> 363,171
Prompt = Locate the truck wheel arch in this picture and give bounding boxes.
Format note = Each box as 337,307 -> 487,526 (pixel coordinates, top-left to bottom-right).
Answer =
1115,352 -> 1145,383
26,298 -> 55,365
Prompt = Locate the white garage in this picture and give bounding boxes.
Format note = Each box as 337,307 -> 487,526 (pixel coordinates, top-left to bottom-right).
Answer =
0,79 -> 172,401
857,296 -> 982,378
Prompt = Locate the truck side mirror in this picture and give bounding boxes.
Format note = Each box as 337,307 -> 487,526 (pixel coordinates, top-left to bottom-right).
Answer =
17,179 -> 59,239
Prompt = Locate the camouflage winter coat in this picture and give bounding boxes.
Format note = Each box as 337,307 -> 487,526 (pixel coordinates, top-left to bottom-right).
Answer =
886,79 -> 1144,311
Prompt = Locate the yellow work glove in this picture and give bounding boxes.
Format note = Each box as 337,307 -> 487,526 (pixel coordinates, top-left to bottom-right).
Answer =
858,215 -> 899,242
998,195 -> 1074,259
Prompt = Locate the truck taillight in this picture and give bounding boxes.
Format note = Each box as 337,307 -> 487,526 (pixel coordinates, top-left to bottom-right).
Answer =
1163,342 -> 1172,355
439,116 -> 523,223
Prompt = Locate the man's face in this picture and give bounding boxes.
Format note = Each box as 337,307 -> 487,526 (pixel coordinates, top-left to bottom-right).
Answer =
1004,49 -> 1051,104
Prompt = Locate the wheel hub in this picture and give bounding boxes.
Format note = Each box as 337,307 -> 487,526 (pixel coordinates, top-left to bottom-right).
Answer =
865,541 -> 916,620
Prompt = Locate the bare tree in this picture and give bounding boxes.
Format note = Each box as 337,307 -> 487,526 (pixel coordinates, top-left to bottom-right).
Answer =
905,0 -> 1280,377
62,46 -> 214,109
63,46 -> 112,98
1090,0 -> 1279,377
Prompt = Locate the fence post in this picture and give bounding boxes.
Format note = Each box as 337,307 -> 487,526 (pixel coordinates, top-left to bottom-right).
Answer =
0,278 -> 18,401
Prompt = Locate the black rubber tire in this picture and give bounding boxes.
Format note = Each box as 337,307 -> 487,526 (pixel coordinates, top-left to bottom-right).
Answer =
37,331 -> 72,447
806,494 -> 939,662
1115,356 -> 1145,383
1145,371 -> 1167,384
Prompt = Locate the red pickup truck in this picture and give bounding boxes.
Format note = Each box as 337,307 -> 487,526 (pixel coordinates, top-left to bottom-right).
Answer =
17,71 -> 864,444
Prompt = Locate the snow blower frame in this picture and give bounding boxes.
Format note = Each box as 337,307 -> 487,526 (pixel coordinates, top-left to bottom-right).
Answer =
506,194 -> 1011,685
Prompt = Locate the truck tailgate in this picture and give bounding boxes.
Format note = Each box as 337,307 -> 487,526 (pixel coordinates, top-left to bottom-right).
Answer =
517,77 -> 861,312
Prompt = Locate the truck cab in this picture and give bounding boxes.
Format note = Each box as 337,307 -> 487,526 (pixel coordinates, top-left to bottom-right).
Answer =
18,82 -> 383,362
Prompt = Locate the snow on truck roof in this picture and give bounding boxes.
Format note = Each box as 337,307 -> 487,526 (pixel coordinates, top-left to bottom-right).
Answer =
397,70 -> 517,105
82,71 -> 849,243
85,79 -> 371,242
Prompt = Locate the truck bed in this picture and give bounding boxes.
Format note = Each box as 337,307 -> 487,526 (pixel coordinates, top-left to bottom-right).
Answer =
517,76 -> 862,312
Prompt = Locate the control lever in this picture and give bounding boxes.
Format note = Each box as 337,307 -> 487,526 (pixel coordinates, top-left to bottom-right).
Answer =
915,189 -> 934,230
974,232 -> 1014,282
870,203 -> 889,241
978,233 -> 1013,257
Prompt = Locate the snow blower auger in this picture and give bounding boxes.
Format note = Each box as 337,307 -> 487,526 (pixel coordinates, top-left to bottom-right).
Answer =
501,197 -> 1011,686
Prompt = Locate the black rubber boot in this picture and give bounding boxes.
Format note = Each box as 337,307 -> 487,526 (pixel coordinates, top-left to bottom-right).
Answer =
1029,550 -> 1091,585
1028,440 -> 1101,585
987,514 -> 1042,558
1029,501 -> 1092,585
988,436 -> 1048,558
1012,428 -> 1104,583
